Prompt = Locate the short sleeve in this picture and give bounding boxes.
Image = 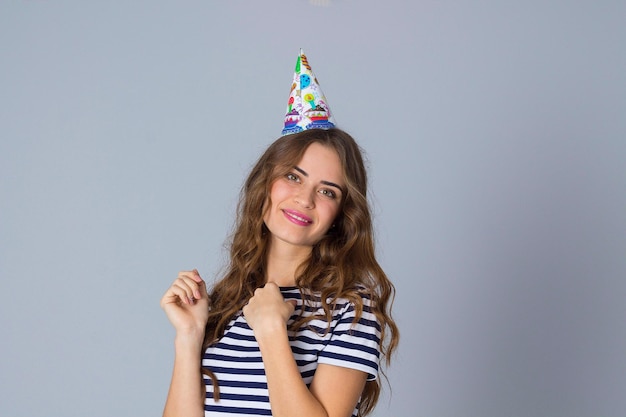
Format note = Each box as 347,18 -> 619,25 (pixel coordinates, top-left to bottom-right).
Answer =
317,296 -> 381,381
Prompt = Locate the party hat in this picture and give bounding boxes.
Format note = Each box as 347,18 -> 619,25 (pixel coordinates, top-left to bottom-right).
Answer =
281,49 -> 336,136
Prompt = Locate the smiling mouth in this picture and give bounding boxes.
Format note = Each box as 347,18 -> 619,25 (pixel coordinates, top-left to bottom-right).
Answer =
282,209 -> 313,225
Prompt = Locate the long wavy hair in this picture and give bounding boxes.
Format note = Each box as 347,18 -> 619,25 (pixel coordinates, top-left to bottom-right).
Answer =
201,128 -> 399,416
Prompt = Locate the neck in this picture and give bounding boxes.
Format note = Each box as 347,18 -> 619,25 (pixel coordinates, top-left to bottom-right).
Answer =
265,239 -> 312,287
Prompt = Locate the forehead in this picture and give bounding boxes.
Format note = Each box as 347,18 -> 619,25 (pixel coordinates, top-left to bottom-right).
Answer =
297,143 -> 344,181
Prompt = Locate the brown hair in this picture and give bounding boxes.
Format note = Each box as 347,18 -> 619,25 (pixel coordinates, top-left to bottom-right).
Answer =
201,128 -> 399,416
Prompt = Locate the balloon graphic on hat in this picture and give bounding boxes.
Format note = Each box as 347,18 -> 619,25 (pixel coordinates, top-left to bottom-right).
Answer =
281,49 -> 336,136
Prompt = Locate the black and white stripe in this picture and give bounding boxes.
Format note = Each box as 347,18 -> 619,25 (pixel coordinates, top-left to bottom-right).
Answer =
202,287 -> 381,417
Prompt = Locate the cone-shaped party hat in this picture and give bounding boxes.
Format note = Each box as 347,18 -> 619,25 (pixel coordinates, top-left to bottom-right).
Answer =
281,49 -> 336,136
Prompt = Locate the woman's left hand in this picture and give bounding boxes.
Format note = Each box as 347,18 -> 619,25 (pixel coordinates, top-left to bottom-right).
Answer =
243,282 -> 296,335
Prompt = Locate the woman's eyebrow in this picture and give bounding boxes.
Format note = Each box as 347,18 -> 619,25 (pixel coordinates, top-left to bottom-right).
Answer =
294,166 -> 344,193
294,166 -> 309,177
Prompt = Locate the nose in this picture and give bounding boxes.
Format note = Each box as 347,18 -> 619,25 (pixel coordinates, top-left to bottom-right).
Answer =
294,187 -> 315,209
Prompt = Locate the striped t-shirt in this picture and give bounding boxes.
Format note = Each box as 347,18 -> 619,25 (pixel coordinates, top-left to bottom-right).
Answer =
202,286 -> 381,417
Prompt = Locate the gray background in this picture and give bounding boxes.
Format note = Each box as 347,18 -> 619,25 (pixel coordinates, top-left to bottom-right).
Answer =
1,1 -> 625,416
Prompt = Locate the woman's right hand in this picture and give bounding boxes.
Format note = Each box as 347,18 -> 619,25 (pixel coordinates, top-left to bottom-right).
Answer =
161,270 -> 209,417
160,269 -> 209,338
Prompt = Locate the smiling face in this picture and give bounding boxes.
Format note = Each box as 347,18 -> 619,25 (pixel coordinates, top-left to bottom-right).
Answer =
263,142 -> 345,251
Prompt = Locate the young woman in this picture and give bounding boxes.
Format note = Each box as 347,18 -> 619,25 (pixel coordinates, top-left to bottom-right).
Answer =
161,128 -> 399,417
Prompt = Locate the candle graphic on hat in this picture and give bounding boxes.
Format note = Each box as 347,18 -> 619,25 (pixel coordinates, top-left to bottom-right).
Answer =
303,93 -> 315,110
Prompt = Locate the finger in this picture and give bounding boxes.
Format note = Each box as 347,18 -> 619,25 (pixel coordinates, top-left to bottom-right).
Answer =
285,300 -> 297,314
181,270 -> 207,299
192,268 -> 202,281
177,275 -> 203,300
171,278 -> 198,305
192,271 -> 209,298
199,279 -> 208,297
161,285 -> 190,307
178,269 -> 203,284
257,282 -> 282,299
264,282 -> 279,290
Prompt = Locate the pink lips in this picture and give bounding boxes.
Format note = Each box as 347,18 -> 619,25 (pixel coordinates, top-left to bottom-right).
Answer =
282,209 -> 313,226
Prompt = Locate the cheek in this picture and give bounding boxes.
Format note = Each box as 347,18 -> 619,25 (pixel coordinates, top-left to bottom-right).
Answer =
320,202 -> 341,224
268,180 -> 290,202
263,183 -> 281,220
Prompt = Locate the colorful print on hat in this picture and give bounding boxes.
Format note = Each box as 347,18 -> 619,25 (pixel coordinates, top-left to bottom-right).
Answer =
282,49 -> 336,136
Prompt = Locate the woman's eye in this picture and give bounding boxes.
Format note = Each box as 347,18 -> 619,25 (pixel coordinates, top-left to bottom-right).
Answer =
320,189 -> 336,199
286,173 -> 299,182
